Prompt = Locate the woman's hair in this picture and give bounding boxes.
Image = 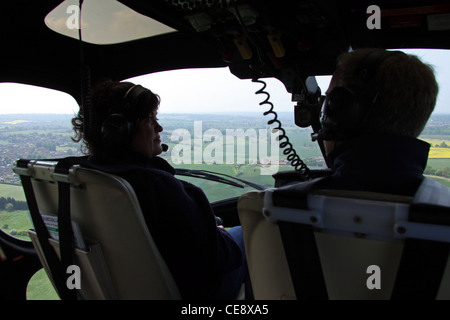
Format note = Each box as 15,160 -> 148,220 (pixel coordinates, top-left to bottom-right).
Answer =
336,48 -> 439,138
72,80 -> 160,155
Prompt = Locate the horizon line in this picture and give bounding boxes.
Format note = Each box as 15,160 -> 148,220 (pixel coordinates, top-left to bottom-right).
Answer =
0,111 -> 450,116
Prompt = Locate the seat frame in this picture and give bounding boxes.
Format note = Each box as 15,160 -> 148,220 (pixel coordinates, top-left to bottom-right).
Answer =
13,158 -> 181,300
238,179 -> 450,300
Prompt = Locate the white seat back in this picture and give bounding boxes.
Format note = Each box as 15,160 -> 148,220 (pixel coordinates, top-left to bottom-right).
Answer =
14,159 -> 181,300
238,187 -> 450,300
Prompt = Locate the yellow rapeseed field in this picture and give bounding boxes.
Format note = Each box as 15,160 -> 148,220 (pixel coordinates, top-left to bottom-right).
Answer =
429,148 -> 450,158
424,140 -> 450,159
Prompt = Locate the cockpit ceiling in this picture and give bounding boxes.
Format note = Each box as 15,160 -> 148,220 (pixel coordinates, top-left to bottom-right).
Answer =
0,0 -> 449,100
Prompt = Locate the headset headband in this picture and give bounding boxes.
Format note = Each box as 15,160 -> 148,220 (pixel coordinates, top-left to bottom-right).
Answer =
123,84 -> 150,113
101,84 -> 150,151
352,50 -> 397,102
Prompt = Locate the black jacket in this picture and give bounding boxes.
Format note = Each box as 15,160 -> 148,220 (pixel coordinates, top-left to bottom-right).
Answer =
317,134 -> 430,196
88,153 -> 243,299
273,134 -> 430,207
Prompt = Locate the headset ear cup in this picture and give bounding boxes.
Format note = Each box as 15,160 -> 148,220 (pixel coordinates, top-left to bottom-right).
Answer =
320,86 -> 362,140
100,85 -> 150,153
101,113 -> 134,149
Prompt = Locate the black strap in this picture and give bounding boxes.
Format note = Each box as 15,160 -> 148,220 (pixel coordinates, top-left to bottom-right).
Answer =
275,178 -> 450,300
57,181 -> 75,295
391,203 -> 450,299
18,157 -> 86,300
278,222 -> 328,299
276,177 -> 329,299
391,238 -> 450,299
55,157 -> 87,300
20,174 -> 76,300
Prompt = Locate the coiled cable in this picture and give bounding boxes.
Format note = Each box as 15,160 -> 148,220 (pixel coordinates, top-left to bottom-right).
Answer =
252,78 -> 313,180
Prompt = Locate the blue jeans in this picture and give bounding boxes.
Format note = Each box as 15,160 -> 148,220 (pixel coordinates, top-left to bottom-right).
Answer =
215,226 -> 253,300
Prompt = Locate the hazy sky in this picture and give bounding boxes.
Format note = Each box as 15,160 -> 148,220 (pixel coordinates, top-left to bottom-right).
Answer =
0,49 -> 448,115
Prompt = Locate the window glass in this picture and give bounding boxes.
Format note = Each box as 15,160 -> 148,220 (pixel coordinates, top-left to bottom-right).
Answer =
410,49 -> 450,187
0,83 -> 79,300
45,0 -> 177,45
1,49 -> 449,207
128,68 -> 325,202
0,83 -> 80,240
127,48 -> 450,199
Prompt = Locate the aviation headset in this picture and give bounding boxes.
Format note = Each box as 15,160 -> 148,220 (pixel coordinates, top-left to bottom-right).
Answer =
101,84 -> 150,150
315,49 -> 397,141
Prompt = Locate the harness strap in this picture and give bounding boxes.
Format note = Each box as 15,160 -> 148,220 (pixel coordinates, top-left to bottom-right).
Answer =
392,238 -> 450,299
275,177 -> 329,299
20,173 -> 76,300
392,202 -> 450,299
275,177 -> 450,300
278,221 -> 328,299
17,157 -> 89,300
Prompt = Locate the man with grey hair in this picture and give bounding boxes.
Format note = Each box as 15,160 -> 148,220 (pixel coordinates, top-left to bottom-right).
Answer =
309,48 -> 440,196
270,48 -> 448,301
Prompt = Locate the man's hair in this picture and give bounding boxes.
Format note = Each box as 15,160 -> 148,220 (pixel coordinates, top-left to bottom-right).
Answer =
336,48 -> 439,138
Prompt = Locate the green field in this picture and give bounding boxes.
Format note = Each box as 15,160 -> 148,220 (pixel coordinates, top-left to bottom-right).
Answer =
0,184 -> 26,201
0,208 -> 59,299
427,158 -> 450,170
0,209 -> 32,238
26,269 -> 59,300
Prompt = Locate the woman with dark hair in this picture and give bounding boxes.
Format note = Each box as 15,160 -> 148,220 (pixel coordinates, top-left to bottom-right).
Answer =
72,80 -> 251,299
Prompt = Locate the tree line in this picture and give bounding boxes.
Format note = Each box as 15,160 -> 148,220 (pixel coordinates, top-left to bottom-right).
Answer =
424,166 -> 450,178
0,197 -> 28,211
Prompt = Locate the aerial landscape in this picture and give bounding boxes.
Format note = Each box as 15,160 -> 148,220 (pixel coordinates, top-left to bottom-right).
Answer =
0,111 -> 449,198
0,112 -> 448,237
0,112 -> 449,299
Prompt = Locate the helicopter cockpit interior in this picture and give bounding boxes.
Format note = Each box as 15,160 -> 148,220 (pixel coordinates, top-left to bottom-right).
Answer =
1,0 -> 450,303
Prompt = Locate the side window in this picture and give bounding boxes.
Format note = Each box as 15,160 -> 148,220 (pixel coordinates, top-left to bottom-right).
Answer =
0,83 -> 80,240
406,49 -> 450,188
0,83 -> 78,300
